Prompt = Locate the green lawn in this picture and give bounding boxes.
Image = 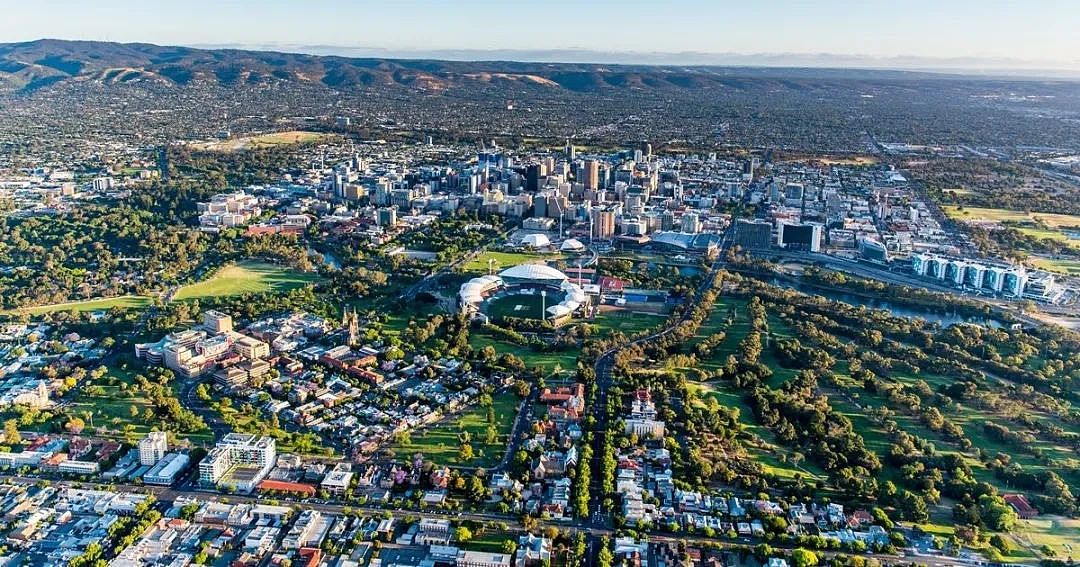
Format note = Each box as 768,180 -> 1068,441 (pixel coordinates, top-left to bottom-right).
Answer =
173,261 -> 320,301
9,261 -> 320,316
486,292 -> 558,321
460,251 -> 561,275
468,332 -> 578,373
1029,257 -> 1080,275
588,308 -> 667,337
942,206 -> 1080,228
11,295 -> 152,316
390,393 -> 520,468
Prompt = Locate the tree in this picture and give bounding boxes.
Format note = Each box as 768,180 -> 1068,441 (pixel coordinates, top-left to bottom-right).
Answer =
454,526 -> 473,543
458,442 -> 474,462
501,539 -> 517,554
3,420 -> 20,446
790,548 -> 819,567
597,537 -> 614,567
65,416 -> 86,434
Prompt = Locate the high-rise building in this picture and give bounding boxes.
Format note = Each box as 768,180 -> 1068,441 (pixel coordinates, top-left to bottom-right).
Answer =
377,207 -> 397,227
582,160 -> 600,190
526,164 -> 542,192
778,222 -> 823,253
592,210 -> 616,240
139,431 -> 169,466
203,310 -> 233,334
660,211 -> 675,231
681,212 -> 702,234
199,434 -> 277,491
733,219 -> 773,250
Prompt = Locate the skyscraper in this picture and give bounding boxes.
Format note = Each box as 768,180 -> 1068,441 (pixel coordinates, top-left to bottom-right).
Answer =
582,159 -> 600,190
592,209 -> 616,240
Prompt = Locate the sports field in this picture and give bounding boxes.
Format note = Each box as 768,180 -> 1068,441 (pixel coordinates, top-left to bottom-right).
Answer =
13,295 -> 152,316
485,291 -> 562,321
943,206 -> 1080,228
1028,257 -> 1080,275
173,261 -> 320,301
192,130 -> 337,152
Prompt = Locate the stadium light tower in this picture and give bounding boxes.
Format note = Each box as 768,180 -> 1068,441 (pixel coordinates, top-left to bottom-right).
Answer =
488,258 -> 495,276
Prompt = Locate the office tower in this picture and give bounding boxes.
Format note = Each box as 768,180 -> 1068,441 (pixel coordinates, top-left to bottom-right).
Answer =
661,211 -> 675,231
681,212 -> 702,234
733,219 -> 773,250
592,210 -> 616,240
377,207 -> 398,227
777,222 -> 823,253
203,310 -> 233,334
526,164 -> 542,192
582,159 -> 599,190
139,431 -> 169,466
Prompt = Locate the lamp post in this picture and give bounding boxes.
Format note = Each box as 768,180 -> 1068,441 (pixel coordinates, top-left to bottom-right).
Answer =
540,290 -> 547,320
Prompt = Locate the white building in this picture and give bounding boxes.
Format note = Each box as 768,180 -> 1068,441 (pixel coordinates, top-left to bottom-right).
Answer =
198,434 -> 276,492
139,431 -> 169,466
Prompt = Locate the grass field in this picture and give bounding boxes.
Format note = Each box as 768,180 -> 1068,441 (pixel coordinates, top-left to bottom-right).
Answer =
589,308 -> 668,337
486,292 -> 558,321
943,206 -> 1080,228
468,332 -> 578,372
1009,518 -> 1080,560
1028,257 -> 1080,275
11,261 -> 320,316
173,261 -> 320,301
460,251 -> 561,275
191,130 -> 337,152
11,295 -> 152,316
390,393 -> 520,468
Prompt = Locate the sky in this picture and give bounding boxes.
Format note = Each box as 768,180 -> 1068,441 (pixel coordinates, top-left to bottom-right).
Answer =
2,0 -> 1079,70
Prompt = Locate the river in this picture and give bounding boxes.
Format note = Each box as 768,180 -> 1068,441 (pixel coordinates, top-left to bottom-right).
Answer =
765,278 -> 1005,328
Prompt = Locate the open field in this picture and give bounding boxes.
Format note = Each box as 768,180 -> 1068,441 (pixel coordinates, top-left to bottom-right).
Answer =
1028,257 -> 1080,275
1015,227 -> 1080,249
10,261 -> 319,316
173,261 -> 320,301
390,393 -> 519,468
460,251 -> 561,275
10,295 -> 152,316
589,306 -> 667,337
190,130 -> 337,152
468,332 -> 578,373
486,291 -> 557,321
1009,518 -> 1080,561
943,206 -> 1080,228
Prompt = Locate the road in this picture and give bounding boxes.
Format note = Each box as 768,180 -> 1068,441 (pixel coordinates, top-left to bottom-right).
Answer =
0,472 -> 996,566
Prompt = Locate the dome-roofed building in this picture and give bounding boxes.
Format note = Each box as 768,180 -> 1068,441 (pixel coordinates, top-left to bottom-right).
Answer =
498,263 -> 568,285
459,262 -> 587,323
560,238 -> 586,252
520,233 -> 552,248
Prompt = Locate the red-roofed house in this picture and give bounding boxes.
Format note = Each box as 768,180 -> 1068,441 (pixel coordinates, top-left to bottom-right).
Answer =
1003,494 -> 1038,519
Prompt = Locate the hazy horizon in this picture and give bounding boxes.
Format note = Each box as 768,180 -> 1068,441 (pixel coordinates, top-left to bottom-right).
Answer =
3,0 -> 1079,73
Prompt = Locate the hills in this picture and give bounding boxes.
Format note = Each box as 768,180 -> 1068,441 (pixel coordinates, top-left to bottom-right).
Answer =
0,38 -> 1039,94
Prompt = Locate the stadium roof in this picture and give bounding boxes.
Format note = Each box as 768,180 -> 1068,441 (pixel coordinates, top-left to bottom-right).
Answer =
499,263 -> 568,282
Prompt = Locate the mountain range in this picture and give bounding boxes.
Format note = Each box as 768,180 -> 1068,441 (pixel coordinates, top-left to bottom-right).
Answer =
3,38 -> 1069,95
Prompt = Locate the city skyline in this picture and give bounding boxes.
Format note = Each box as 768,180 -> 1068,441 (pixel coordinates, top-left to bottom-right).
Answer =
3,0 -> 1080,71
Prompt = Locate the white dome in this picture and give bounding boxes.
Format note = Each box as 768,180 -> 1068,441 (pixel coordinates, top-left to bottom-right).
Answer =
520,233 -> 551,248
560,238 -> 585,252
499,263 -> 568,282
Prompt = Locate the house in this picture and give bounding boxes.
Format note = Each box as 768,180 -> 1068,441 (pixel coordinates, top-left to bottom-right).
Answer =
514,534 -> 551,567
1003,494 -> 1038,519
